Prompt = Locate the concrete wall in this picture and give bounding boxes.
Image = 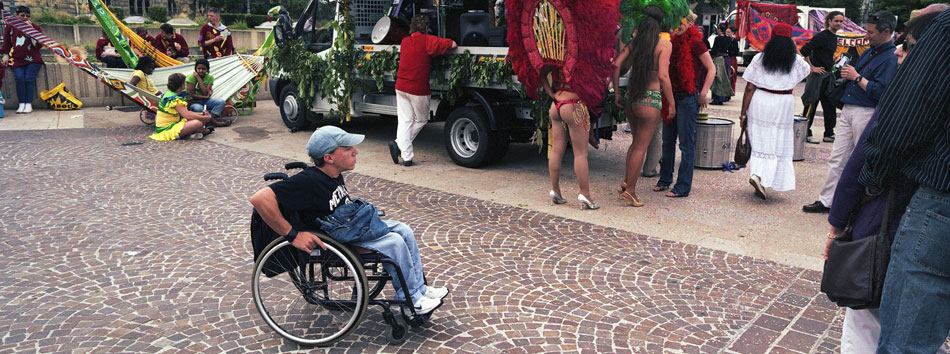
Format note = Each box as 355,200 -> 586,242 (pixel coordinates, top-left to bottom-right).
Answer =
2,63 -> 273,109
42,25 -> 271,52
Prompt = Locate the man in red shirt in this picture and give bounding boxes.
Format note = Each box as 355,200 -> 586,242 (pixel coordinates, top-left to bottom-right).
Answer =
152,23 -> 190,60
199,8 -> 235,59
388,15 -> 456,167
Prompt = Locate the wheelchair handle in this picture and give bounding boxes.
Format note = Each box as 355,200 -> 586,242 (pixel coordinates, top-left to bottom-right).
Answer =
285,162 -> 308,170
263,172 -> 289,181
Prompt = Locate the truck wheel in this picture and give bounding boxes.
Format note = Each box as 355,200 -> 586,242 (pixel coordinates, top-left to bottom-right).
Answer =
279,85 -> 311,132
444,107 -> 498,168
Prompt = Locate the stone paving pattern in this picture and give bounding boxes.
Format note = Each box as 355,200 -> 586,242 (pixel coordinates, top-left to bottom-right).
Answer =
0,127 -> 845,353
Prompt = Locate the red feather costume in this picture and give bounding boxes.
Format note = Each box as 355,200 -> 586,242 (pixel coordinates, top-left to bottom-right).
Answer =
506,0 -> 620,116
670,25 -> 703,95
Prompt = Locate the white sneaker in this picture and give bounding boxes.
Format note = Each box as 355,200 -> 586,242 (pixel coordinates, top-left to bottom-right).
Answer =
22,104 -> 32,113
412,296 -> 441,314
423,286 -> 448,300
187,132 -> 204,140
16,103 -> 24,113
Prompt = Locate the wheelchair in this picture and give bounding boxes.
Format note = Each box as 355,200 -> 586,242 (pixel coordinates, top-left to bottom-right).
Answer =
251,162 -> 436,346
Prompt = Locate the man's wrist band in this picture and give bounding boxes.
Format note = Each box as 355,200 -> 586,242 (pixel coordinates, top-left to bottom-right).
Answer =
284,228 -> 298,243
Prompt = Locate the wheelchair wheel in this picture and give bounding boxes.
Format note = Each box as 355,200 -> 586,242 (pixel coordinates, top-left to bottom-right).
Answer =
252,235 -> 369,346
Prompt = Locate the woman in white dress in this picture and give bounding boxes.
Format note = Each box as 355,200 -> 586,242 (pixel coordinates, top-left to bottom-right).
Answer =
739,23 -> 811,199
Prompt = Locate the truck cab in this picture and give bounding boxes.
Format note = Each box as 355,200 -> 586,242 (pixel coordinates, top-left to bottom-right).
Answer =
268,0 -> 620,167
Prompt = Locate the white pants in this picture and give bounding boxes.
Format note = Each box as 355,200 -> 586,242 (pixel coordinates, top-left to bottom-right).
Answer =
395,90 -> 430,162
840,308 -> 950,353
818,104 -> 876,207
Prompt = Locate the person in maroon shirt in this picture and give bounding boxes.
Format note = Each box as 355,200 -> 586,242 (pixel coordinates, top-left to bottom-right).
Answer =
151,23 -> 190,60
95,30 -> 126,68
387,15 -> 456,167
135,27 -> 154,44
0,6 -> 45,114
198,8 -> 234,59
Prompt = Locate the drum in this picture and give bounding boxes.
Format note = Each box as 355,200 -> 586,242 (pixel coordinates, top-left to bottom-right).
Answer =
695,118 -> 735,168
793,116 -> 808,161
372,16 -> 409,45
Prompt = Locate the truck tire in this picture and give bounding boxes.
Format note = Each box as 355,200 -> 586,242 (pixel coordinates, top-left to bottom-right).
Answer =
444,107 -> 502,168
279,85 -> 311,132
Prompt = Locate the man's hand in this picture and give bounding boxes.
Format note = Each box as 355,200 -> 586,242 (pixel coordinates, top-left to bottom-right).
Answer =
698,90 -> 709,108
614,95 -> 623,109
811,65 -> 826,74
840,65 -> 859,80
290,231 -> 326,253
174,42 -> 182,50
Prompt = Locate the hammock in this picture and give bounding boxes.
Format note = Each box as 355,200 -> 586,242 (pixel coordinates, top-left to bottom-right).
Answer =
101,55 -> 265,104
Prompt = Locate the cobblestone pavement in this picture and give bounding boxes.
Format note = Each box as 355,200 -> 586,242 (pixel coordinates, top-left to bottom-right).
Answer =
0,127 -> 844,353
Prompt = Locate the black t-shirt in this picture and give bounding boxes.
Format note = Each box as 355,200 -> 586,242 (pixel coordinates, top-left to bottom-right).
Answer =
801,29 -> 837,71
269,167 -> 352,230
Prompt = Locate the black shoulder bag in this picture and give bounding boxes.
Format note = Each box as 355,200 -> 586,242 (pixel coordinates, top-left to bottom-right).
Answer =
820,190 -> 896,309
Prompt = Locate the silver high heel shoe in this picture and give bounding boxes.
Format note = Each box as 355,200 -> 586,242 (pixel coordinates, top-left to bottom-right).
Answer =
578,194 -> 600,210
549,190 -> 567,204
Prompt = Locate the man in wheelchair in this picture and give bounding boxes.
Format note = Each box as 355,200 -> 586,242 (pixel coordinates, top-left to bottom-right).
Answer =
249,126 -> 448,314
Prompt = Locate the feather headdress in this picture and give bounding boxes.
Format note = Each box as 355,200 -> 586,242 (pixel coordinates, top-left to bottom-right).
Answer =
618,0 -> 689,41
506,0 -> 620,115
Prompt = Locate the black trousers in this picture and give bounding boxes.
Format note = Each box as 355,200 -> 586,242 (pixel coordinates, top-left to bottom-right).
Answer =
100,56 -> 126,68
803,77 -> 837,138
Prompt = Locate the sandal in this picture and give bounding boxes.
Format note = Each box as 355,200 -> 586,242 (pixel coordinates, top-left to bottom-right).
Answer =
665,191 -> 688,198
653,185 -> 669,192
617,182 -> 628,200
621,190 -> 644,207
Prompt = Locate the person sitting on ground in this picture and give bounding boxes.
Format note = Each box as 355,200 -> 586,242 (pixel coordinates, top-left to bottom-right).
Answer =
185,59 -> 229,126
151,23 -> 190,60
95,30 -> 125,68
249,126 -> 449,315
129,56 -> 161,97
149,73 -> 214,141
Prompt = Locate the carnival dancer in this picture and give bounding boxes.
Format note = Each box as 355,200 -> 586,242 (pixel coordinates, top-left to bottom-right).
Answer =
612,5 -> 675,207
739,23 -> 811,199
507,0 -> 619,210
655,11 -> 714,198
1,6 -> 45,114
199,8 -> 235,59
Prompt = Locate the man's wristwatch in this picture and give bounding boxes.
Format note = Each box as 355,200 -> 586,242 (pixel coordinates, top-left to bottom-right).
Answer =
284,228 -> 298,243
855,75 -> 863,82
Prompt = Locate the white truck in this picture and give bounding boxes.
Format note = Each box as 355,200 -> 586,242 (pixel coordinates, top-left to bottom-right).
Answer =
267,0 -> 621,167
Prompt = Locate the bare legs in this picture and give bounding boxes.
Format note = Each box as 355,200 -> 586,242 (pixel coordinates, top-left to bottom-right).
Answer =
548,102 -> 594,203
623,104 -> 661,203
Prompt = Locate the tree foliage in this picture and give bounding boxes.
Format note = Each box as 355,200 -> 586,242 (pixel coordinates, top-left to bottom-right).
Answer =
872,0 -> 938,23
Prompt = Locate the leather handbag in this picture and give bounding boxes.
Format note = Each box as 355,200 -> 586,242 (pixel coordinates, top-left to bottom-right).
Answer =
820,191 -> 895,309
734,125 -> 751,165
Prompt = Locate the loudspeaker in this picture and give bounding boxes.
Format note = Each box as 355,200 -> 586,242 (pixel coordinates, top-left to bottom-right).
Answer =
459,11 -> 492,46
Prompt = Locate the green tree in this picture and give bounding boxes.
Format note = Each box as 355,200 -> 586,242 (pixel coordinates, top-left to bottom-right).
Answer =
873,0 -> 937,23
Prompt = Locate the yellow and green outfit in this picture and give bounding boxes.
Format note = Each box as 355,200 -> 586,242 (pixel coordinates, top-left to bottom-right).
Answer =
149,91 -> 190,141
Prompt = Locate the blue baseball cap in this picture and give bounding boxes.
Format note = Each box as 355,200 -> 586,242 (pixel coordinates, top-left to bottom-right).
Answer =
306,126 -> 364,159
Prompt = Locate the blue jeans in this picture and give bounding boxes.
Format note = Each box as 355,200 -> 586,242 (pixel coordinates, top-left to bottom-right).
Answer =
877,187 -> 950,353
188,98 -> 225,117
0,89 -> 5,118
658,93 -> 699,196
353,220 -> 427,303
12,63 -> 43,104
